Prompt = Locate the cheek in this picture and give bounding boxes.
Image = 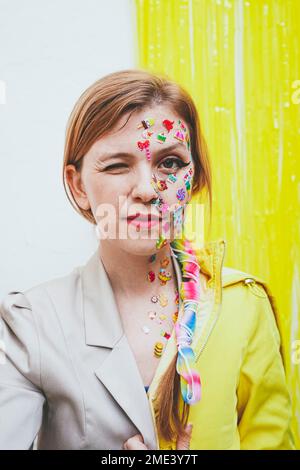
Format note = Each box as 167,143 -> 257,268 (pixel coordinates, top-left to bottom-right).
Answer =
86,177 -> 118,219
87,178 -> 105,205
89,173 -> 129,202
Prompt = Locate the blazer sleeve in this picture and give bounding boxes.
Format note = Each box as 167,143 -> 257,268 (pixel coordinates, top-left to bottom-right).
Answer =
236,283 -> 296,450
0,291 -> 46,450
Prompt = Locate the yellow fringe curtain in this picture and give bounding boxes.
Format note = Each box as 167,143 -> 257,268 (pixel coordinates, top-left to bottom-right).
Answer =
134,0 -> 300,447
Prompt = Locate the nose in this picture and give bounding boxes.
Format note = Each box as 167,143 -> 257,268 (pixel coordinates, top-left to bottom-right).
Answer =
131,165 -> 159,203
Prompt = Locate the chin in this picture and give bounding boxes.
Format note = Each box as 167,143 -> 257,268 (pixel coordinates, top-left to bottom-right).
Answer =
118,237 -> 170,256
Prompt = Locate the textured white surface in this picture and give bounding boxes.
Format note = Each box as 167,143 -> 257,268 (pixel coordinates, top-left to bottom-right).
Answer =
0,0 -> 136,299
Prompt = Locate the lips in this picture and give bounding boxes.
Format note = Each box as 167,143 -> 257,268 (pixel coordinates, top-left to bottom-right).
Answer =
127,212 -> 161,222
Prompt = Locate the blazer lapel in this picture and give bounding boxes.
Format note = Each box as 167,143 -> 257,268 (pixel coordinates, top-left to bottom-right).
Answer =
81,248 -> 158,449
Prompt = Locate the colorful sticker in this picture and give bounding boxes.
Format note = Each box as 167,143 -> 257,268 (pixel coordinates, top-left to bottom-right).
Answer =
156,234 -> 167,249
149,253 -> 156,263
148,311 -> 157,320
156,132 -> 167,143
161,331 -> 171,340
162,119 -> 174,132
172,311 -> 179,323
145,147 -> 151,161
137,140 -> 149,150
185,132 -> 190,151
147,271 -> 155,282
174,130 -> 185,142
176,188 -> 186,201
184,180 -> 191,191
160,256 -> 170,268
141,130 -> 154,139
157,180 -> 168,191
159,293 -> 168,307
154,342 -> 164,357
137,118 -> 155,129
178,119 -> 187,132
166,174 -> 177,184
158,269 -> 172,286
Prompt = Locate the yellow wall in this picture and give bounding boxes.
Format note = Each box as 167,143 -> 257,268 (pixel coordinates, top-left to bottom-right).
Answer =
134,0 -> 300,447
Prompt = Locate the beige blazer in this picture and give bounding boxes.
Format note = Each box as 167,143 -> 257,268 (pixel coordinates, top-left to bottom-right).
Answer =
1,240 -> 295,450
0,247 -> 171,450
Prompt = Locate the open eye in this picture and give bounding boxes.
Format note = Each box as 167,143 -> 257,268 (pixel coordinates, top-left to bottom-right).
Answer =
159,157 -> 190,173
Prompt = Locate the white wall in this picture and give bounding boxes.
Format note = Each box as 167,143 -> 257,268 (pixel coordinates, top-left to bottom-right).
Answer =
0,0 -> 136,298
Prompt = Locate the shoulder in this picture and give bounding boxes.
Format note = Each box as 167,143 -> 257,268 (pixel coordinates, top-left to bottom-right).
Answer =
0,264 -> 85,364
221,265 -> 278,317
198,238 -> 283,358
222,265 -> 266,287
221,265 -> 275,303
220,265 -> 283,355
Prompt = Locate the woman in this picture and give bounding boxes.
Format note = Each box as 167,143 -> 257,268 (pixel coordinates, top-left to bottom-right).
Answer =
0,70 -> 296,450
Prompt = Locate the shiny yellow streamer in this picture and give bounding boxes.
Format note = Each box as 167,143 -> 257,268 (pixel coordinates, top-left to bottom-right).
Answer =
134,0 -> 300,448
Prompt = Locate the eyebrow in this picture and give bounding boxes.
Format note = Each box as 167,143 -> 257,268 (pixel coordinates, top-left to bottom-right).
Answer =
96,142 -> 188,163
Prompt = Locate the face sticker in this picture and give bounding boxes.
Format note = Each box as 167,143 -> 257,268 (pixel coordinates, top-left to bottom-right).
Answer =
147,270 -> 155,282
173,129 -> 185,142
162,119 -> 174,132
157,180 -> 168,191
137,139 -> 151,161
137,117 -> 155,130
158,268 -> 172,286
160,256 -> 170,268
137,117 -> 155,160
182,166 -> 194,197
166,174 -> 177,184
154,342 -> 164,357
176,188 -> 186,201
135,116 -> 194,249
149,253 -> 156,263
156,132 -> 167,143
141,129 -> 154,139
158,292 -> 168,307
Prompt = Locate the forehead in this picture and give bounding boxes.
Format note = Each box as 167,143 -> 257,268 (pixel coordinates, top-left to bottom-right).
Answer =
90,105 -> 189,156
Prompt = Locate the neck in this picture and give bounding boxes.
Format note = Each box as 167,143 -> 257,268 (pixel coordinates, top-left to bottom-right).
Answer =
98,240 -> 177,299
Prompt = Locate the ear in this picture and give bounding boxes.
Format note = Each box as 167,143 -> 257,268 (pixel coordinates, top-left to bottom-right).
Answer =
64,164 -> 91,211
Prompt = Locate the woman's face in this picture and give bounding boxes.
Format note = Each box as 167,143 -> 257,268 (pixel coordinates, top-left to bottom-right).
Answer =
70,105 -> 195,256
